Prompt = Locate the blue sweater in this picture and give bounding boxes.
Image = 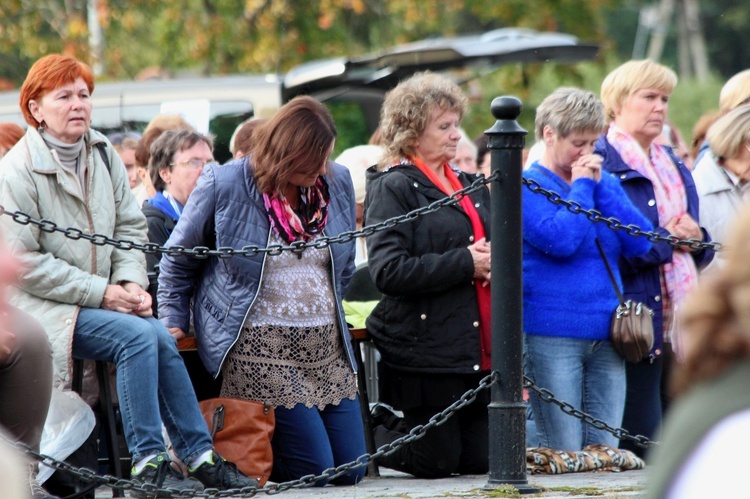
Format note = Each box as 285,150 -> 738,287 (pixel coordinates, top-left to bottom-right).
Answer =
523,163 -> 653,340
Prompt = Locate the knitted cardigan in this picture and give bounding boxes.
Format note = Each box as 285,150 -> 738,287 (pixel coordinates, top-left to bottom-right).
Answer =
522,163 -> 653,340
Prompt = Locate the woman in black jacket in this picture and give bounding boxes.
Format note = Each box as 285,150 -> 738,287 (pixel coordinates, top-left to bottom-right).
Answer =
365,71 -> 491,478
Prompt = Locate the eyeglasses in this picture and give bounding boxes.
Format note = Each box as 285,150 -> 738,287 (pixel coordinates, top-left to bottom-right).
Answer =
171,158 -> 212,169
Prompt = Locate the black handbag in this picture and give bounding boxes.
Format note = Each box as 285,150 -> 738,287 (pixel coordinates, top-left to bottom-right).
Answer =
596,239 -> 655,363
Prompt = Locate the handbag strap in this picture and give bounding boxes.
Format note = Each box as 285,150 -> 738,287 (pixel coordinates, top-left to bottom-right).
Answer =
595,238 -> 626,305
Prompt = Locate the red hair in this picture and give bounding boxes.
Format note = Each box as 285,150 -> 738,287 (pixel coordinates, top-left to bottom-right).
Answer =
0,123 -> 25,152
19,55 -> 95,126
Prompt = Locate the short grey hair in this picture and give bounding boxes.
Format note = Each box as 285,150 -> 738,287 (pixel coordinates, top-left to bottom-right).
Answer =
535,87 -> 607,141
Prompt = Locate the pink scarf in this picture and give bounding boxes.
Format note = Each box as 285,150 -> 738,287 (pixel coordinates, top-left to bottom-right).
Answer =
410,156 -> 492,370
607,123 -> 698,349
262,177 -> 330,245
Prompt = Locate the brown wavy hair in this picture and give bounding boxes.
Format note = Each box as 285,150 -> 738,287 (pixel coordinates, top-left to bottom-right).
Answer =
251,96 -> 336,195
377,71 -> 467,171
672,205 -> 750,395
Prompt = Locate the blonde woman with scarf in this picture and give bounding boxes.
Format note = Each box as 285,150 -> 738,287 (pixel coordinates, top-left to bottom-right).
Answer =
365,72 -> 492,478
594,59 -> 715,457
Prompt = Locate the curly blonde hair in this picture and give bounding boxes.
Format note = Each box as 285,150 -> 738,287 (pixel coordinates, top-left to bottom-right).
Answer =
377,72 -> 467,171
672,205 -> 750,395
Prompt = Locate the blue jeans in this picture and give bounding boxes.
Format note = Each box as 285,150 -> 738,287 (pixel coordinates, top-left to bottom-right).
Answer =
270,397 -> 365,486
524,334 -> 625,451
71,308 -> 213,463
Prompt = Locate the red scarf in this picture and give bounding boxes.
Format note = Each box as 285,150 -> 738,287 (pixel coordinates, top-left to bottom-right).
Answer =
411,157 -> 492,370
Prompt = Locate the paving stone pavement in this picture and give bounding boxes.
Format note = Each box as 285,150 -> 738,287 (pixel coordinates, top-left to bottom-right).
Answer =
93,467 -> 647,498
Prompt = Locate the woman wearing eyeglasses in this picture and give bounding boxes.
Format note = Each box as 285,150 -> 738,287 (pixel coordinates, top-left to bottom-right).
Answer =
142,129 -> 214,275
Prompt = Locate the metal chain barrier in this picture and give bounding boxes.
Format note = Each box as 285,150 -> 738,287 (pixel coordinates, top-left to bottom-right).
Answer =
2,170 -> 681,493
523,375 -> 658,449
10,373 -> 497,498
0,172 -> 723,259
0,171 -> 499,260
522,177 -> 723,252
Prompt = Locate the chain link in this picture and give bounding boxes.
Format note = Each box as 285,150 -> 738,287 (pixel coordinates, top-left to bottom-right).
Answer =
522,177 -> 723,252
11,373 -> 497,497
0,172 -> 499,260
523,375 -> 658,448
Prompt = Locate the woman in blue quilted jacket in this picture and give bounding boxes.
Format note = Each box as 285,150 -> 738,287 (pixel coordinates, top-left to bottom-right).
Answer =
158,96 -> 365,486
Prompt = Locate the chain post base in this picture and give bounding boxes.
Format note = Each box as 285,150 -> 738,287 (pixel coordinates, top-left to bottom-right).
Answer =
484,481 -> 541,495
485,401 -> 539,493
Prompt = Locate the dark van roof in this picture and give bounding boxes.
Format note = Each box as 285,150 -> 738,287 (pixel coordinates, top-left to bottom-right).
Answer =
283,28 -> 599,97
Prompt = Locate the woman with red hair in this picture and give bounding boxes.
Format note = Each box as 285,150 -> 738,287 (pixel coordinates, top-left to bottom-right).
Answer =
0,54 -> 256,496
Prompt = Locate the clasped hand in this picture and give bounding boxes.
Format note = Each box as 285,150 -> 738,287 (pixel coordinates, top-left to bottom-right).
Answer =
571,154 -> 603,183
101,282 -> 152,317
665,214 -> 703,252
469,237 -> 491,287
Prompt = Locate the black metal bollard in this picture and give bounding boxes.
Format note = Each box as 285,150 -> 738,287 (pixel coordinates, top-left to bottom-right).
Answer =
484,96 -> 538,494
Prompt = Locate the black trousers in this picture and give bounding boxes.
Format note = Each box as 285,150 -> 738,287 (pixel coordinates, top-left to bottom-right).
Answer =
620,355 -> 664,458
374,397 -> 489,478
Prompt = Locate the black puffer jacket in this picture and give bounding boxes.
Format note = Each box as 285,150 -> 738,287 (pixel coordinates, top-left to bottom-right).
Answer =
364,163 -> 491,374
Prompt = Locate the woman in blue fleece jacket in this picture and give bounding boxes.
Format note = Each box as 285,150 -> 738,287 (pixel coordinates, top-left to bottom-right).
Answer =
523,88 -> 652,451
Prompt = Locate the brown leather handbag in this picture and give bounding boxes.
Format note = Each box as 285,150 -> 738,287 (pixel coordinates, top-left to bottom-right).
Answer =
596,240 -> 655,363
199,398 -> 275,486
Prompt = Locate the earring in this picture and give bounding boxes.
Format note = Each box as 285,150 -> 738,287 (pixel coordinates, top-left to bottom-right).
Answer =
37,121 -> 44,134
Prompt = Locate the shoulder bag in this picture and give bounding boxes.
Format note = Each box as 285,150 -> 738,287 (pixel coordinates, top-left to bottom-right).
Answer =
596,239 -> 655,363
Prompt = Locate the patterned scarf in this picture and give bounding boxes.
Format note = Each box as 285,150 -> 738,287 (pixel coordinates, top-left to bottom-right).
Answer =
607,123 -> 698,348
410,156 -> 492,370
263,177 -> 330,245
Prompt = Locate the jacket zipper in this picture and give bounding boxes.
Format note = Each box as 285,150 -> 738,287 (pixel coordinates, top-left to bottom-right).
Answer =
326,233 -> 358,374
215,228 -> 271,377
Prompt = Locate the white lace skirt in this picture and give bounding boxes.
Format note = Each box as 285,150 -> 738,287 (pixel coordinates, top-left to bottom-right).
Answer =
220,323 -> 357,409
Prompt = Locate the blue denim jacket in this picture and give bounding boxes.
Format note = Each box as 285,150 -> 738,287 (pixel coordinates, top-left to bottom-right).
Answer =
157,157 -> 358,377
595,135 -> 714,358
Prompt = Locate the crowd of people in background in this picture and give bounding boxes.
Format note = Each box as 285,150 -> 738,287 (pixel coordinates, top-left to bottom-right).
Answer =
1,49 -> 750,498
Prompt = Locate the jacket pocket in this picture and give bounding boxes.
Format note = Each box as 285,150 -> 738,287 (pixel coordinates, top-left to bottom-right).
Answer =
198,292 -> 230,325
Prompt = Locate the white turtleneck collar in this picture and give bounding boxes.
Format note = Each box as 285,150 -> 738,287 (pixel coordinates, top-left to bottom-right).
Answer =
40,131 -> 85,172
40,130 -> 88,197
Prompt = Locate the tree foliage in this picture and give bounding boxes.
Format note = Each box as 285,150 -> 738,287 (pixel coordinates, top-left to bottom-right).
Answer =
0,0 -> 618,86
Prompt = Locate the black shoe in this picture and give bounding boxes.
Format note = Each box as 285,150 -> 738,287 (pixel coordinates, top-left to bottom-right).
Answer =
371,403 -> 407,433
130,452 -> 204,498
188,452 -> 259,491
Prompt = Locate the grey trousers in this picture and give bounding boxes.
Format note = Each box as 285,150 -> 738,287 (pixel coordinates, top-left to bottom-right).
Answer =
0,306 -> 53,453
